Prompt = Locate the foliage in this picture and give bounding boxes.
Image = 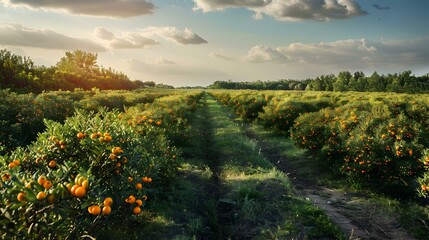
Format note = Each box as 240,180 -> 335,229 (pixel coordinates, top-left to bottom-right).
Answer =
0,90 -> 203,239
0,49 -> 146,93
208,71 -> 429,93
211,90 -> 429,196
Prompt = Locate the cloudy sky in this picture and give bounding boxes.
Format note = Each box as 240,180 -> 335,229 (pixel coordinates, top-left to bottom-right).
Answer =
0,0 -> 428,86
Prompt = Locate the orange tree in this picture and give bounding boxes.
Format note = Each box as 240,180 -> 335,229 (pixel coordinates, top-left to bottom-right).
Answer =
258,97 -> 331,133
211,91 -> 268,122
291,98 -> 428,188
0,107 -> 180,239
0,89 -> 169,154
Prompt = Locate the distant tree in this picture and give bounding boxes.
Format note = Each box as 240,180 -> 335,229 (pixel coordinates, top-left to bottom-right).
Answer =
57,50 -> 98,73
142,81 -> 156,87
155,83 -> 174,89
333,71 -> 352,92
0,49 -> 35,89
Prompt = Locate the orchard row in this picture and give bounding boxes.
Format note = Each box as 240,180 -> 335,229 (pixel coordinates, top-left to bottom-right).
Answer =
0,89 -> 203,239
210,90 -> 429,196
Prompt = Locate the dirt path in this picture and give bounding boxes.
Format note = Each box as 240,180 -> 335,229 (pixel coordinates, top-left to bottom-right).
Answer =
242,126 -> 415,240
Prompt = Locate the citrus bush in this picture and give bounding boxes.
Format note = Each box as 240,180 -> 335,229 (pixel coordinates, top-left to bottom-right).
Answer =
211,91 -> 268,122
258,98 -> 331,133
211,90 -> 429,194
0,108 -> 179,239
122,91 -> 203,144
291,100 -> 427,187
0,89 -> 170,153
418,150 -> 429,197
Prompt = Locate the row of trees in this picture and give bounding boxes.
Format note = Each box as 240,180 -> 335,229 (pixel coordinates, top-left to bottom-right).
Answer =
209,71 -> 429,93
0,49 -> 158,93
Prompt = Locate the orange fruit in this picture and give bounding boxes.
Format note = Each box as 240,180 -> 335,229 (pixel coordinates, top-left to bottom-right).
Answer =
8,162 -> 17,169
38,176 -> 48,185
70,184 -> 79,196
66,183 -> 73,191
90,133 -> 97,139
126,195 -> 136,204
133,206 -> 141,215
88,206 -> 94,214
136,183 -> 142,189
112,147 -> 123,155
17,192 -> 26,202
48,160 -> 56,168
104,197 -> 113,206
13,159 -> 20,165
102,206 -> 111,215
77,132 -> 85,139
76,176 -> 86,186
74,186 -> 86,198
135,199 -> 143,207
105,135 -> 112,142
43,180 -> 53,190
2,173 -> 11,181
82,179 -> 89,189
91,205 -> 101,215
36,191 -> 46,200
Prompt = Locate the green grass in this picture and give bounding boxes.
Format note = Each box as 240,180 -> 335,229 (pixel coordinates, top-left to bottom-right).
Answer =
202,94 -> 344,239
136,93 -> 345,239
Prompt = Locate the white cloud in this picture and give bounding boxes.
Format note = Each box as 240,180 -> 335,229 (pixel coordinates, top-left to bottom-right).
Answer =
94,27 -> 207,49
193,0 -> 367,21
193,0 -> 272,12
1,0 -> 155,18
142,27 -> 208,45
0,23 -> 105,52
94,27 -> 159,49
243,37 -> 429,69
243,45 -> 289,63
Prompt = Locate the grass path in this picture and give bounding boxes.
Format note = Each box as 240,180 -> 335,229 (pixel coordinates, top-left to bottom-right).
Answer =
147,93 -> 344,239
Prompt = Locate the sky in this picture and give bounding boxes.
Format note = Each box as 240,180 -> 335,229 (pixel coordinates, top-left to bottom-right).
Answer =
0,0 -> 428,87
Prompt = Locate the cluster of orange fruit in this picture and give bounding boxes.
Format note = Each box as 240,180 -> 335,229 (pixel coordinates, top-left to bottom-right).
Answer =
88,197 -> 113,216
81,131 -> 113,143
49,136 -> 66,150
111,146 -> 124,156
68,175 -> 89,198
17,175 -> 54,202
124,194 -> 147,215
8,159 -> 21,169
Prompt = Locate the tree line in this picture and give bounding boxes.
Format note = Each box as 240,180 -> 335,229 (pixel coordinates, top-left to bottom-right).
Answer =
209,71 -> 429,93
0,49 -> 160,93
